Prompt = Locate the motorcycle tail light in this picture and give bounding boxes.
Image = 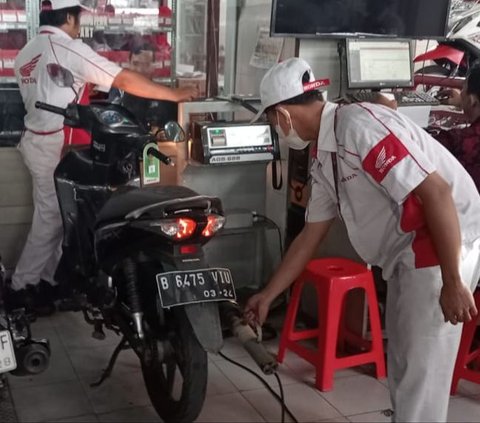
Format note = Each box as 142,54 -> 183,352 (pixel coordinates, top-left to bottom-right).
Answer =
154,218 -> 197,240
202,214 -> 225,237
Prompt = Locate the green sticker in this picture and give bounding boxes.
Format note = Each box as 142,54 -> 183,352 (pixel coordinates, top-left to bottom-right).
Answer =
142,142 -> 160,185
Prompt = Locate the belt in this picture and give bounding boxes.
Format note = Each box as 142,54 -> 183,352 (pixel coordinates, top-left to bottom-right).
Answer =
25,127 -> 64,136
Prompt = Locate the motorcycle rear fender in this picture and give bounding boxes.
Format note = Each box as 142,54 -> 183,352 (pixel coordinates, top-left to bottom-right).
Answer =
183,302 -> 223,353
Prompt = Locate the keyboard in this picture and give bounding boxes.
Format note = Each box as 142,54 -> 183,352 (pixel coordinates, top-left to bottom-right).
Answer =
348,91 -> 440,106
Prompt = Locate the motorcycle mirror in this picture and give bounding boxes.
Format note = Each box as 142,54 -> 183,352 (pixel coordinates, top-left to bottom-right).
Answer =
164,121 -> 186,142
46,63 -> 75,88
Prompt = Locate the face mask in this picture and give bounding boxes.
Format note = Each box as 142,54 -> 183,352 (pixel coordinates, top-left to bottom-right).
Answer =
275,108 -> 311,150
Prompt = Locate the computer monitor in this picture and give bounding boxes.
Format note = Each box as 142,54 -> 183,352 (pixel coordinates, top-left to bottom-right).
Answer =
346,39 -> 414,90
270,0 -> 452,40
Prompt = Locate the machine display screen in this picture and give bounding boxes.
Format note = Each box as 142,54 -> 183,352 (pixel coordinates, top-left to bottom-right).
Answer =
207,125 -> 273,149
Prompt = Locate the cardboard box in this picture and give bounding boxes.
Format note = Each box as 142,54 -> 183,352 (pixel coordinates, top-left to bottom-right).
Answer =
176,75 -> 206,97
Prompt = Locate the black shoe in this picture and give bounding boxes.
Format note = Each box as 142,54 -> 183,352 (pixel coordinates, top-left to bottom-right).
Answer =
4,284 -> 36,313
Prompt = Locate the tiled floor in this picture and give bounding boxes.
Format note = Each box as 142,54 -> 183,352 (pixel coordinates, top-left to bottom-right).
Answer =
6,310 -> 480,422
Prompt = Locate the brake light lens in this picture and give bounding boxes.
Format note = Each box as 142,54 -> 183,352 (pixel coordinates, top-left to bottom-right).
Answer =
154,218 -> 197,240
202,214 -> 225,237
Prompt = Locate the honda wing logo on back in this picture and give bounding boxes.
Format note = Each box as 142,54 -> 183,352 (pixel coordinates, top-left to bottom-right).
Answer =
19,54 -> 42,84
375,146 -> 396,174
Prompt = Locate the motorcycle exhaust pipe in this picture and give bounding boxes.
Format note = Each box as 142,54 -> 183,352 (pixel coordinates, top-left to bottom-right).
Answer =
219,302 -> 278,375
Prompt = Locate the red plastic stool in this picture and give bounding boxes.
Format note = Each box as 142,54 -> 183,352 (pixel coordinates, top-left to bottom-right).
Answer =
277,257 -> 386,392
451,289 -> 480,395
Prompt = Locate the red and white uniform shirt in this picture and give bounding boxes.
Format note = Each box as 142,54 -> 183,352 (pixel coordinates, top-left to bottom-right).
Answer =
14,25 -> 122,144
306,102 -> 480,279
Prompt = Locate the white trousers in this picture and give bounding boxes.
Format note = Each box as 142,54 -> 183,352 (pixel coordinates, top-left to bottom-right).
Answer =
11,130 -> 64,290
386,238 -> 480,422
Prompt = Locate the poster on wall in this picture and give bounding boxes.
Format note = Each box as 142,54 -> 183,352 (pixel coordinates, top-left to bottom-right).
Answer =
250,26 -> 284,69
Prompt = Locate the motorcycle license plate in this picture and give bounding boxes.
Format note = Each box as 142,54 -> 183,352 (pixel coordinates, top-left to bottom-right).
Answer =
0,330 -> 16,373
155,268 -> 236,308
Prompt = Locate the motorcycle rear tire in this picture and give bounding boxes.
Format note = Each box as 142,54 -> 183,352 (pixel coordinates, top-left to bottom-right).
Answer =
142,307 -> 208,423
414,65 -> 452,77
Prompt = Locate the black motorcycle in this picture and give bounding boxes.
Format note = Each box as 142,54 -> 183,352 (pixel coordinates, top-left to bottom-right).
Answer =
35,64 -> 244,422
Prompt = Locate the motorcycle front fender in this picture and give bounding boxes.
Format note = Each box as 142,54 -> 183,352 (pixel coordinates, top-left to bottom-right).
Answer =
183,302 -> 223,353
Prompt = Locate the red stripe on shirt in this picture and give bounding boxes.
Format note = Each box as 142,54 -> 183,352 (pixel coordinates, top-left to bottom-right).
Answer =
400,194 -> 440,268
362,133 -> 409,183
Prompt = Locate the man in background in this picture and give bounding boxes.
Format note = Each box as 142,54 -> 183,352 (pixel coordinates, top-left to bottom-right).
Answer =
433,64 -> 480,192
9,0 -> 197,316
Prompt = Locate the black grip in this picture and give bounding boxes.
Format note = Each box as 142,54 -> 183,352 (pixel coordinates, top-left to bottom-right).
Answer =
147,147 -> 173,166
34,101 -> 67,117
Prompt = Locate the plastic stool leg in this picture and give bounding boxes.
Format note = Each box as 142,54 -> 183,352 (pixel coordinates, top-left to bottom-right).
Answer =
316,283 -> 342,392
277,279 -> 305,363
365,284 -> 387,379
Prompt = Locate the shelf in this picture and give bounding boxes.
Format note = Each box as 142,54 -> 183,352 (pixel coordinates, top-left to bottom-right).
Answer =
0,22 -> 27,31
82,24 -> 173,33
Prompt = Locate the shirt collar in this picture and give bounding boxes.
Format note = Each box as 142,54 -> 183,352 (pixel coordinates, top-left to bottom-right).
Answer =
39,26 -> 73,40
316,101 -> 338,154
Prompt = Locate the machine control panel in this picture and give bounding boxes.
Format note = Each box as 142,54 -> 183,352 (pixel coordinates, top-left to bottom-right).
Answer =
191,121 -> 280,165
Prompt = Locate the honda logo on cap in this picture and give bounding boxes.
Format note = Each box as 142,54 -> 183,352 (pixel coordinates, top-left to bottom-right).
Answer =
303,79 -> 330,92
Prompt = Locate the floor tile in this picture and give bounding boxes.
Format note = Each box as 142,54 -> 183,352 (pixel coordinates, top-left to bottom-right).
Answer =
11,380 -> 93,422
8,330 -> 77,389
206,361 -> 238,397
348,410 -> 393,422
79,371 -> 151,414
52,311 -> 121,350
97,405 -> 160,422
196,392 -> 265,422
319,374 -> 391,416
454,379 -> 480,398
68,344 -> 140,377
242,383 -> 342,423
214,355 -> 298,392
208,337 -> 250,362
447,395 -> 480,422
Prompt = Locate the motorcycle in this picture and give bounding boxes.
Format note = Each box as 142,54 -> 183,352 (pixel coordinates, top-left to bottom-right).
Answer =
37,64 -> 276,423
0,256 -> 50,380
414,1 -> 480,89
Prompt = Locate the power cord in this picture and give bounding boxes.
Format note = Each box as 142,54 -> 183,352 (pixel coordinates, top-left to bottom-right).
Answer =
218,351 -> 299,423
251,212 -> 284,259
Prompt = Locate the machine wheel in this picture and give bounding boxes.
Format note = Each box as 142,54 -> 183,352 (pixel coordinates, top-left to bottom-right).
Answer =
141,307 -> 208,423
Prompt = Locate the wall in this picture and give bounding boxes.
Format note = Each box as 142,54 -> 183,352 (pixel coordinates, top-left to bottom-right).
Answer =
0,147 -> 32,274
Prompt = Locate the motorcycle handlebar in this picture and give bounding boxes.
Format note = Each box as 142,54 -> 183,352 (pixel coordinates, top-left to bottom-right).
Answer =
147,147 -> 174,166
35,101 -> 67,117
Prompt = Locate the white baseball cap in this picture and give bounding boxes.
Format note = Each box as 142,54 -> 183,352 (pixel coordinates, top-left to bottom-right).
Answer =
41,0 -> 89,11
251,57 -> 330,123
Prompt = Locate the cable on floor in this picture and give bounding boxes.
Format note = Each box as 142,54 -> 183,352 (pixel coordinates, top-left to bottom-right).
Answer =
218,351 -> 299,423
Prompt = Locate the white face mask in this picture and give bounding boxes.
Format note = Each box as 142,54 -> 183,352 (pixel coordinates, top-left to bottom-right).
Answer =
275,108 -> 311,150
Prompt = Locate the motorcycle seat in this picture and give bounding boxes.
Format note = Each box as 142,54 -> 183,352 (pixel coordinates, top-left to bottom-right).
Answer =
95,185 -> 222,225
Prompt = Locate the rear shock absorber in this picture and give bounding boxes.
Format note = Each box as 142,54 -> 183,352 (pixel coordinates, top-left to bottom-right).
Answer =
123,258 -> 144,339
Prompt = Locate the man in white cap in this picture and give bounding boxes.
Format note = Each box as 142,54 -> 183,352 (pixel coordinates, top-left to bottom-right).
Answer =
245,57 -> 480,422
8,0 -> 198,315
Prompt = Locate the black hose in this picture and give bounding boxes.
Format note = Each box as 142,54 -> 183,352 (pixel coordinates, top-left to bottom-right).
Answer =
218,351 -> 299,423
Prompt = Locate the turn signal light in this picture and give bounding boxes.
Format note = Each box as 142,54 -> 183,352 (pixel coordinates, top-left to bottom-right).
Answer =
202,214 -> 225,237
154,218 -> 197,240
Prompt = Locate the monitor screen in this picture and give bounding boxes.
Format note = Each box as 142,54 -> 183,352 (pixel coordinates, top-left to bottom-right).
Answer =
346,39 -> 414,89
270,0 -> 452,39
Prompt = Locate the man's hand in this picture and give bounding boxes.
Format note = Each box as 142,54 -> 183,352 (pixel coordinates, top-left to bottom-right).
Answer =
436,88 -> 462,107
174,86 -> 199,102
244,291 -> 274,326
440,283 -> 478,324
